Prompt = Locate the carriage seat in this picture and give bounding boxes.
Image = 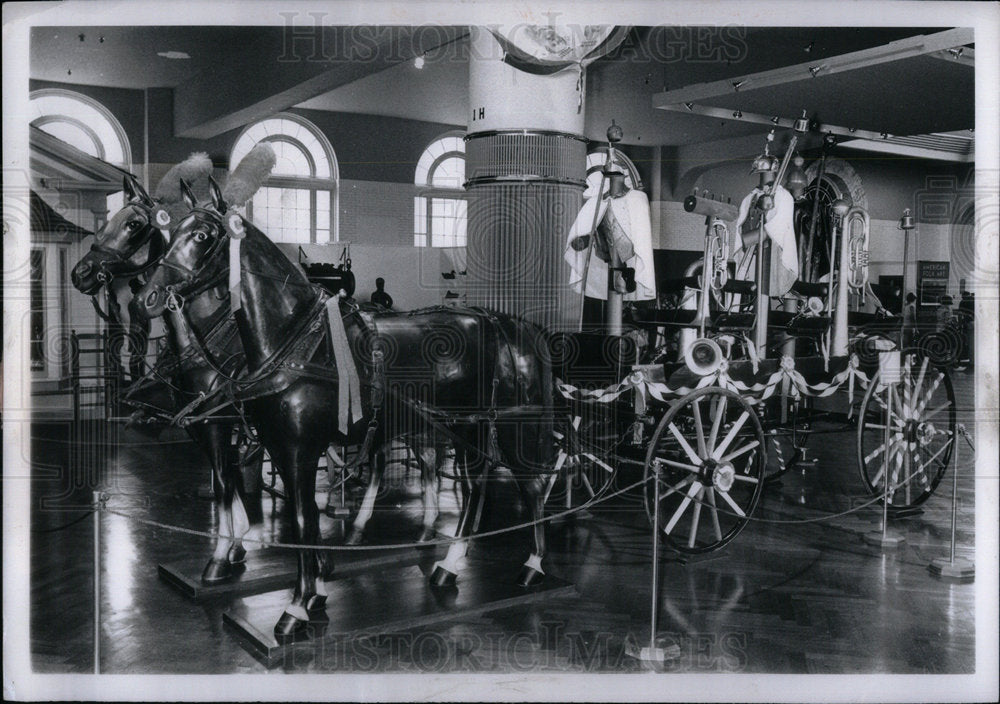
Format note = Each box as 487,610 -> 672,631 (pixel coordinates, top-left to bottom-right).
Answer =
789,280 -> 828,298
710,312 -> 756,333
768,309 -> 831,335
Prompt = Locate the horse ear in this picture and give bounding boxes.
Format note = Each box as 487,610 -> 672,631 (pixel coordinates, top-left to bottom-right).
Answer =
179,179 -> 198,210
209,176 -> 227,214
123,174 -> 137,201
124,174 -> 153,206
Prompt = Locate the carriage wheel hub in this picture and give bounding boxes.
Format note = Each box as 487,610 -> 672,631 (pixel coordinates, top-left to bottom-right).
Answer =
916,422 -> 936,447
711,462 -> 736,492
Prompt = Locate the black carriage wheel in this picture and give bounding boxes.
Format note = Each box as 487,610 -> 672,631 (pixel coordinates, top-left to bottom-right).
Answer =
856,352 -> 956,511
644,387 -> 765,553
548,412 -> 619,510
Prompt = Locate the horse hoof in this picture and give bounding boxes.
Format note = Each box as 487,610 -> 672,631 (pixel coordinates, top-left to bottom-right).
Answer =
227,544 -> 247,565
430,565 -> 457,588
344,529 -> 364,546
305,594 -> 327,613
517,565 -> 545,588
201,558 -> 232,585
417,527 -> 436,543
273,612 -> 308,645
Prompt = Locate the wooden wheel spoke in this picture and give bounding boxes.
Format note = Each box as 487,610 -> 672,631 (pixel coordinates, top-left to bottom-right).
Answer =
705,489 -> 723,541
691,398 -> 708,457
712,411 -> 750,459
659,458 -> 702,475
732,473 -> 759,484
668,423 -> 703,466
663,482 -> 703,535
865,443 -> 885,464
721,439 -> 760,464
921,403 -> 951,423
717,487 -> 747,518
914,374 -> 944,418
909,356 -> 929,414
708,396 -> 727,449
688,487 -> 704,548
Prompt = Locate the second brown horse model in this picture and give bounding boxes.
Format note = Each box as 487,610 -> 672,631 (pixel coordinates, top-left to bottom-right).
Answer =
136,178 -> 558,642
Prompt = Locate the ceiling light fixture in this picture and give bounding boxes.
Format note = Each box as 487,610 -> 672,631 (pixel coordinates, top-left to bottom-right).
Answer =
808,64 -> 827,78
157,51 -> 191,60
414,55 -> 425,69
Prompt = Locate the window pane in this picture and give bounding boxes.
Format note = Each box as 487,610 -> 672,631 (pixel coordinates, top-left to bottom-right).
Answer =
430,197 -> 467,248
316,228 -> 331,244
30,92 -> 127,166
431,156 -> 464,188
317,191 -> 330,230
414,197 -> 426,235
414,233 -> 427,247
37,121 -> 101,159
271,139 -> 313,177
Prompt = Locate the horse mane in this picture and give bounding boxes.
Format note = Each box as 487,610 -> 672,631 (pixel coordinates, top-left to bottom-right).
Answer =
241,220 -> 315,297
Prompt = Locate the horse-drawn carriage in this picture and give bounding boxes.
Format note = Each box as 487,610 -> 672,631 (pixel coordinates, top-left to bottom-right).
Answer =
552,126 -> 956,554
70,123 -> 956,644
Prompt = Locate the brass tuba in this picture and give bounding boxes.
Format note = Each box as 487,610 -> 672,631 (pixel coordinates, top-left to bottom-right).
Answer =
846,206 -> 870,303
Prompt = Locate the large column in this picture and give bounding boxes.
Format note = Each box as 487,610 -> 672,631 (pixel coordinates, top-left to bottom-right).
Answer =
464,28 -> 587,331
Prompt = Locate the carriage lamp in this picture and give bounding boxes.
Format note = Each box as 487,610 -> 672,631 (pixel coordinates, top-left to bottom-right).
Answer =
899,208 -> 916,322
785,154 -> 808,200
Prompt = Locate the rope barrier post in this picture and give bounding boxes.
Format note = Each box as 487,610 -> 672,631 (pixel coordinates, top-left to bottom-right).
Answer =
629,459 -> 679,664
93,490 -> 104,675
865,350 -> 906,550
929,423 -> 975,581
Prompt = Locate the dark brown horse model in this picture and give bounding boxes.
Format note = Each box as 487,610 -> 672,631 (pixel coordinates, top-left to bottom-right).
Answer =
70,172 -> 264,584
136,179 -> 558,642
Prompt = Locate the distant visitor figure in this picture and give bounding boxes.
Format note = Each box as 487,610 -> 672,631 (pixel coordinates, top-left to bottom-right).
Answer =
371,277 -> 393,309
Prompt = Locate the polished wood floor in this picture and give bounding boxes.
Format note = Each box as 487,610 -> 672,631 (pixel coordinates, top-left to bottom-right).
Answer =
28,371 -> 978,674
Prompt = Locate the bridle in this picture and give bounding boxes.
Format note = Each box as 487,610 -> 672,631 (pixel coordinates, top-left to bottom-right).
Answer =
156,207 -> 231,312
88,203 -> 167,284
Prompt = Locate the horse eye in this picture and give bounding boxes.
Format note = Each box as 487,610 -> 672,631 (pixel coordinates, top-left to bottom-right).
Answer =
127,220 -> 142,231
194,231 -> 209,243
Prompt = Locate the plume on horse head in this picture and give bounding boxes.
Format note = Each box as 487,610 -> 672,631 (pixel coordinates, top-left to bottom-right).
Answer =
222,142 -> 277,210
150,152 -> 214,228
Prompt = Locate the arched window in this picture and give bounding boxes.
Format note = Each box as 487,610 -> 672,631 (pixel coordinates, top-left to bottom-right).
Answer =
230,114 -> 338,244
30,89 -> 132,169
585,148 -> 642,195
414,133 -> 466,247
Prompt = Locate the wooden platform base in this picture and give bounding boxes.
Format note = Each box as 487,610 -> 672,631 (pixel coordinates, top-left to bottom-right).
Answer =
222,560 -> 576,668
158,545 -> 440,601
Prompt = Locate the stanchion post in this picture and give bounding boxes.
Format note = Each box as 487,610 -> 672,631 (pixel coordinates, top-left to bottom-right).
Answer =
628,459 -> 679,664
93,490 -> 102,675
929,423 -> 975,581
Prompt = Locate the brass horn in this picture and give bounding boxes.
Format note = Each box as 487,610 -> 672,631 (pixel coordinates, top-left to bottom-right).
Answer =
684,337 -> 724,377
846,206 -> 870,302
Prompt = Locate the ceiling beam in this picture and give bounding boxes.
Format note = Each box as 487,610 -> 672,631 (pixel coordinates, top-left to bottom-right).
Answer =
652,27 -> 974,108
659,103 -> 897,142
173,26 -> 467,139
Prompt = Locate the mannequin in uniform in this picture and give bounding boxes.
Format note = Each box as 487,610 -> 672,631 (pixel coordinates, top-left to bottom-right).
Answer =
370,277 -> 394,309
564,162 -> 656,334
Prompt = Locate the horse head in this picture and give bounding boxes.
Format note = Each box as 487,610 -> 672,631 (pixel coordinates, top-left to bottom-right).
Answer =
71,174 -> 167,295
136,177 -> 233,319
